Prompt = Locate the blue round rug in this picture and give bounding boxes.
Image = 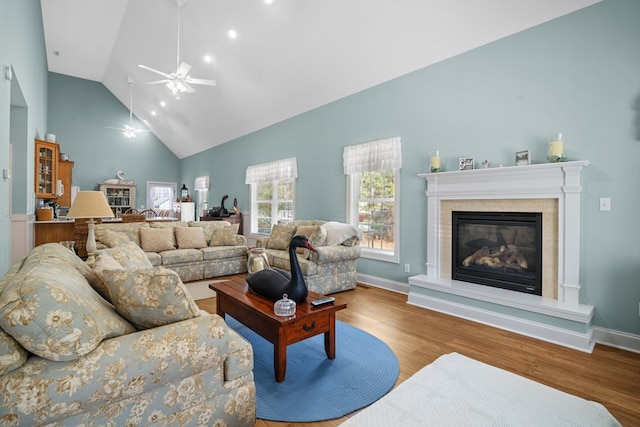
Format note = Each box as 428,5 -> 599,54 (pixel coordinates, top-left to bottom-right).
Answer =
225,317 -> 399,422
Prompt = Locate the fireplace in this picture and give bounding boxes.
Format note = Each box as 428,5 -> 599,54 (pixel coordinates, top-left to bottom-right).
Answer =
409,161 -> 595,352
451,211 -> 542,295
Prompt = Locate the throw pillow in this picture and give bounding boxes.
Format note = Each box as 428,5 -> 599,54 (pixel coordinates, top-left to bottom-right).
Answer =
0,257 -> 135,361
209,225 -> 239,246
95,229 -> 132,248
266,224 -> 298,250
139,227 -> 176,252
0,329 -> 28,375
294,225 -> 327,258
101,267 -> 201,330
175,227 -> 207,249
94,241 -> 153,269
86,253 -> 124,303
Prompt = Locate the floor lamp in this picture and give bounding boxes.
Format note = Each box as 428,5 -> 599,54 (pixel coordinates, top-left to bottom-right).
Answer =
66,191 -> 114,265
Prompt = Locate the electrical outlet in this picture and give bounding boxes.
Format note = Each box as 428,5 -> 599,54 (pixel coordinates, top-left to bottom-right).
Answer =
404,263 -> 410,273
599,197 -> 611,211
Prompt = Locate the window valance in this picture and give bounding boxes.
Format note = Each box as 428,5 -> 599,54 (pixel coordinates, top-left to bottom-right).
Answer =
343,137 -> 402,174
245,157 -> 298,184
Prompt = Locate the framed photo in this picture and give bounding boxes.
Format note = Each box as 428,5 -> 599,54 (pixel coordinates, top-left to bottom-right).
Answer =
458,157 -> 475,171
515,150 -> 530,166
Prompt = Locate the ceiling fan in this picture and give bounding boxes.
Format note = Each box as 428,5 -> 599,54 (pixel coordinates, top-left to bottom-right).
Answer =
138,0 -> 216,97
106,76 -> 148,140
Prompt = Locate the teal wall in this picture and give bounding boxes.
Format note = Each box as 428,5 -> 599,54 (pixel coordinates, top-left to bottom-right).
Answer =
47,73 -> 181,207
1,0 -> 638,338
0,0 -> 49,273
182,0 -> 640,336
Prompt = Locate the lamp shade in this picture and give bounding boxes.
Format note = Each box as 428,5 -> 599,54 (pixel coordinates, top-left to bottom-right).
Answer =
67,191 -> 115,219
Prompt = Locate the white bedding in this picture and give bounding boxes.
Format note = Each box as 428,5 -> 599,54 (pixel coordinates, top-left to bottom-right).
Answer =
340,352 -> 621,427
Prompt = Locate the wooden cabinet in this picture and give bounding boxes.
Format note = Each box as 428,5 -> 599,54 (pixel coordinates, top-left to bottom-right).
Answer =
34,221 -> 75,247
99,183 -> 136,216
200,214 -> 243,235
35,139 -> 59,199
57,160 -> 74,207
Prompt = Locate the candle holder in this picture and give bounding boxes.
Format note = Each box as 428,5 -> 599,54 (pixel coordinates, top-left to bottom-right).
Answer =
430,151 -> 442,173
547,133 -> 566,163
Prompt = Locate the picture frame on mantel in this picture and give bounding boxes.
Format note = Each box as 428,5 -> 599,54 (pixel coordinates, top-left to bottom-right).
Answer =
458,157 -> 475,171
515,150 -> 531,166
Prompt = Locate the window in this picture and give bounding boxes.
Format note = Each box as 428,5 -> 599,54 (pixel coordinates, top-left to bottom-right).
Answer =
246,158 -> 297,234
147,181 -> 176,216
344,137 -> 402,263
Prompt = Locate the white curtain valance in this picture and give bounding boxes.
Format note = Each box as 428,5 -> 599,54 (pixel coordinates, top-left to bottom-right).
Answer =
194,175 -> 210,190
245,157 -> 298,184
343,137 -> 402,174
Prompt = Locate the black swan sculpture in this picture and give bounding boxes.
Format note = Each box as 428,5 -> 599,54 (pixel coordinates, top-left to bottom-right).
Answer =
246,235 -> 316,303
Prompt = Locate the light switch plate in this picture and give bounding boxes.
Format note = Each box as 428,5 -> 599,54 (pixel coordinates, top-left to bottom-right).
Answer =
2,168 -> 10,180
599,197 -> 611,211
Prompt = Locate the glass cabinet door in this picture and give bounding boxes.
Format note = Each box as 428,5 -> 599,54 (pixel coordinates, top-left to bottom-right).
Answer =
35,140 -> 59,199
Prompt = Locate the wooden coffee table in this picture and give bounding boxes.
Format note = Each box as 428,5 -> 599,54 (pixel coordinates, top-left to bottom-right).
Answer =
210,281 -> 347,382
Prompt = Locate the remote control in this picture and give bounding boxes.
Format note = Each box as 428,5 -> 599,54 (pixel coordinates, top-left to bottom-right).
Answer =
311,297 -> 335,307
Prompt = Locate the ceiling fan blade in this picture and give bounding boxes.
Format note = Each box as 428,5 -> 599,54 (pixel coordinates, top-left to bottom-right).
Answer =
138,64 -> 172,79
147,79 -> 171,85
182,82 -> 196,93
176,62 -> 192,76
186,77 -> 216,86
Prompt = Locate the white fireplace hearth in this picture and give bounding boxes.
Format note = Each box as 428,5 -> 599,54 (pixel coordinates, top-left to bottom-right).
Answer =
408,160 -> 595,352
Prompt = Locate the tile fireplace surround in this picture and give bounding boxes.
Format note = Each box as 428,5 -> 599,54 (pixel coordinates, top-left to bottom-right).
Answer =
409,160 -> 594,352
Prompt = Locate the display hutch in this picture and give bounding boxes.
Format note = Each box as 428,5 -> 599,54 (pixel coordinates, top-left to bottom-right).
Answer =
99,183 -> 136,216
34,139 -> 59,199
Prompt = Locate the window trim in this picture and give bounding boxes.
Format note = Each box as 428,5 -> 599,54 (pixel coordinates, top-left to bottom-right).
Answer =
346,169 -> 400,264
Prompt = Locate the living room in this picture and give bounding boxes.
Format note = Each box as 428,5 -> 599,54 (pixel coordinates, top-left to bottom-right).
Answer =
1,0 -> 639,423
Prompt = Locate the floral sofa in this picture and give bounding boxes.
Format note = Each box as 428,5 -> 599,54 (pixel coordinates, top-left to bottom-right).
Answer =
93,220 -> 248,282
255,220 -> 361,295
0,243 -> 255,426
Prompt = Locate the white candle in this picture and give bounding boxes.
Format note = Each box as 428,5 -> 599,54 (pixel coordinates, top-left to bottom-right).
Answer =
550,141 -> 563,157
431,151 -> 441,169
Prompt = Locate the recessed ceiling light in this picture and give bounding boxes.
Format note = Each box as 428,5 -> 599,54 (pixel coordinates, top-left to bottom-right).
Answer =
160,101 -> 166,107
150,111 -> 157,116
204,55 -> 213,64
228,29 -> 237,39
265,0 -> 273,4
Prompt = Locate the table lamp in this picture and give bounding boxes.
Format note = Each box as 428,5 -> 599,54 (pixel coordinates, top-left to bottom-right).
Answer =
66,191 -> 114,264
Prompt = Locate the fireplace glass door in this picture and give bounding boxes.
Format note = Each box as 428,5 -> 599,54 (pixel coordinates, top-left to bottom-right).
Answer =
452,211 -> 542,295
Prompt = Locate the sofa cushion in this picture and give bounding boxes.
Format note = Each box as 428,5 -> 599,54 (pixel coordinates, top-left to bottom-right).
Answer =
145,251 -> 162,267
189,220 -> 231,244
150,221 -> 189,229
86,253 -> 124,302
95,242 -> 153,269
0,329 -> 28,375
266,224 -> 298,250
209,225 -> 239,246
101,267 -> 201,330
94,222 -> 149,247
175,227 -> 207,249
160,248 -> 203,265
0,246 -> 136,361
201,246 -> 248,261
269,251 -> 318,276
140,227 -> 176,252
94,229 -> 132,248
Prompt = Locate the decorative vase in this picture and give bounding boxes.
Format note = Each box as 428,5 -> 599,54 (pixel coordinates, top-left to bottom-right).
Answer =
247,247 -> 270,274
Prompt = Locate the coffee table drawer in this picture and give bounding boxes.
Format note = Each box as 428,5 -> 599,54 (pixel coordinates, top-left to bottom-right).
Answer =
286,314 -> 330,344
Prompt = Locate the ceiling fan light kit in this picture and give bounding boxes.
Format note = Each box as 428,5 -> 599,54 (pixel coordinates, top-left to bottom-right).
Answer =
138,0 -> 215,98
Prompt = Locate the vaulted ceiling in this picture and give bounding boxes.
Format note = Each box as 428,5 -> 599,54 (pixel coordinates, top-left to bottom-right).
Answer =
40,0 -> 601,159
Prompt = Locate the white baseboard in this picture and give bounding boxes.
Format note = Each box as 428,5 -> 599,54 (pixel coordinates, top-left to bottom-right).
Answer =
356,273 -> 410,295
357,274 -> 640,354
592,327 -> 640,354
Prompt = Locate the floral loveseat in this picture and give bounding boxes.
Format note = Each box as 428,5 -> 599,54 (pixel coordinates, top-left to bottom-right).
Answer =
93,220 -> 248,282
0,243 -> 255,426
255,220 -> 361,295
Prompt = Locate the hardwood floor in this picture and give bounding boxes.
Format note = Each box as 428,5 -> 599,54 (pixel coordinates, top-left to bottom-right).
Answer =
196,275 -> 640,427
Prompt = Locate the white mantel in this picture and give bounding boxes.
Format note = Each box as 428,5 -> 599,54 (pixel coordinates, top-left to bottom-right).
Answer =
408,161 -> 595,352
